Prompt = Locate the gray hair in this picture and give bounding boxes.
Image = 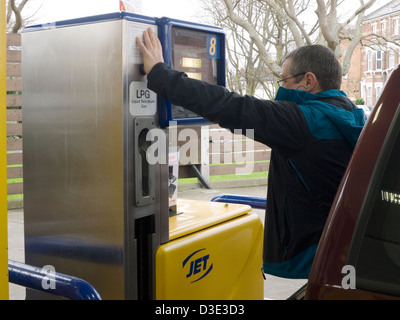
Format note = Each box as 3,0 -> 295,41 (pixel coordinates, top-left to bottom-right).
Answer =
283,45 -> 342,91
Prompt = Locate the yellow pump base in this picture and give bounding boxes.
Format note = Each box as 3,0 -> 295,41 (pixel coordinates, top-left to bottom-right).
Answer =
156,199 -> 264,300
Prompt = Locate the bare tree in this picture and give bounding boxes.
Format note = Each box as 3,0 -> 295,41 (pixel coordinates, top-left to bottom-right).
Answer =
202,0 -> 379,97
225,0 -> 376,73
201,0 -> 288,98
7,0 -> 41,33
315,0 -> 376,73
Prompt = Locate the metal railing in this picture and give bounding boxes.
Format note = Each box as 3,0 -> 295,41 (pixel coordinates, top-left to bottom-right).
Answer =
211,194 -> 266,210
8,260 -> 102,300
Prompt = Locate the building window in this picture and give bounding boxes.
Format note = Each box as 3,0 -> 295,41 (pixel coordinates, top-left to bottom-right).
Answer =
376,50 -> 382,70
361,84 -> 366,103
389,50 -> 396,69
399,50 -> 400,66
367,85 -> 373,105
393,18 -> 399,36
381,21 -> 386,35
375,83 -> 383,101
372,23 -> 377,34
367,51 -> 373,71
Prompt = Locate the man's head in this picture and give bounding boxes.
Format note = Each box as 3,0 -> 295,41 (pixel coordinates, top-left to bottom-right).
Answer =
280,44 -> 343,93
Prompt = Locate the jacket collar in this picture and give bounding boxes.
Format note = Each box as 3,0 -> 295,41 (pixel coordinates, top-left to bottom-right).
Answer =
275,87 -> 347,104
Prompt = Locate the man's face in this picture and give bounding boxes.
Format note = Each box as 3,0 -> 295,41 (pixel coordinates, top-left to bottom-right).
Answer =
279,60 -> 306,89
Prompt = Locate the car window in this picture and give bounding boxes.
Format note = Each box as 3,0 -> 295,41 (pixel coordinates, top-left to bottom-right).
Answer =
348,105 -> 400,297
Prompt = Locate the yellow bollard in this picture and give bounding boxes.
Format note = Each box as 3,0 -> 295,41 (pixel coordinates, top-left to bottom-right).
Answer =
0,0 -> 9,300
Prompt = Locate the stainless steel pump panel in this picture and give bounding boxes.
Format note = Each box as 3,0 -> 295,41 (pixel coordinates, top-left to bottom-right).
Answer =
22,12 -> 169,300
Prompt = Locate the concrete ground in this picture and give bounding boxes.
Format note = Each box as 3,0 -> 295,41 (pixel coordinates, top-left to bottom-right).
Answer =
7,180 -> 307,300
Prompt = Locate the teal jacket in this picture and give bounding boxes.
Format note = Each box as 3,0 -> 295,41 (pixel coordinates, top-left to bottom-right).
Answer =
262,87 -> 366,278
276,88 -> 365,147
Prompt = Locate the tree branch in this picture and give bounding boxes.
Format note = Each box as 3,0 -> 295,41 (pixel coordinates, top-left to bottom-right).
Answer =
223,0 -> 281,77
339,0 -> 376,32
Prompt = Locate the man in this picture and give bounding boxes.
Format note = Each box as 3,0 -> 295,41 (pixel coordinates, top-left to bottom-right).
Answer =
137,28 -> 365,279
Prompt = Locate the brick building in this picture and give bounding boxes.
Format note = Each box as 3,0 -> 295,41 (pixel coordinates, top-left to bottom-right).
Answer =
340,36 -> 362,103
360,0 -> 400,106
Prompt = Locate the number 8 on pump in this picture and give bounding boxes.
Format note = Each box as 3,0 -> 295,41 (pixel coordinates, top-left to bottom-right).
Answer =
207,35 -> 219,59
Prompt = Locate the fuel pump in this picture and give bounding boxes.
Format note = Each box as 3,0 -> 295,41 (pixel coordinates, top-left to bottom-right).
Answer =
22,12 -> 166,300
22,12 -> 264,300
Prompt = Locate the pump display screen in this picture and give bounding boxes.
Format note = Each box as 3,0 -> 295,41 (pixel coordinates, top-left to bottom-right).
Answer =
171,27 -> 220,119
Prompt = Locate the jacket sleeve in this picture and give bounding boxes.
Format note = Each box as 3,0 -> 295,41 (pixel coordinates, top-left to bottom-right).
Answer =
147,62 -> 311,154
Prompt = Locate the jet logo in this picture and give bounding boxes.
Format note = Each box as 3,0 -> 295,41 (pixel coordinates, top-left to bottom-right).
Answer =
182,249 -> 213,283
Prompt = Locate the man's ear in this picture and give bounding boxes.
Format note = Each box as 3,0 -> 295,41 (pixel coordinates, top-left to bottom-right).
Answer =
305,72 -> 320,93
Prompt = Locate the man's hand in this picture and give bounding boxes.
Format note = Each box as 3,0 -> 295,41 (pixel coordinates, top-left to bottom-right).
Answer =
136,28 -> 164,74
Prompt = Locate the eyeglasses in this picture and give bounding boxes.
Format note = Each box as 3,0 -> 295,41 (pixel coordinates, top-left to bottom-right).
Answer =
277,72 -> 306,87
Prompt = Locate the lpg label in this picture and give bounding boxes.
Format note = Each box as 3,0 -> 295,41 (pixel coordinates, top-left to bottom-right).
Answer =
182,249 -> 213,283
129,81 -> 157,116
